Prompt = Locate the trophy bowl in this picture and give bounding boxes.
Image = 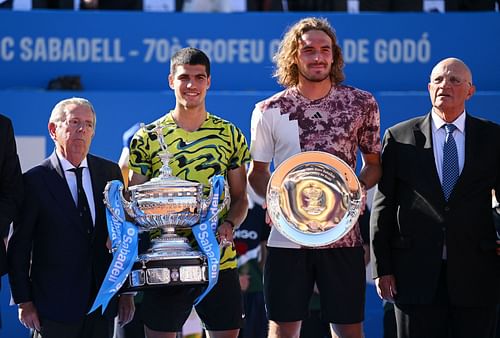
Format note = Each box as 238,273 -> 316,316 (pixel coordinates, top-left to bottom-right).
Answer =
266,151 -> 362,247
104,124 -> 229,291
123,175 -> 206,230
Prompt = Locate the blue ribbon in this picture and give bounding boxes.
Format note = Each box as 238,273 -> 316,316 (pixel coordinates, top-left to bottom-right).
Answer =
192,175 -> 224,305
89,180 -> 138,314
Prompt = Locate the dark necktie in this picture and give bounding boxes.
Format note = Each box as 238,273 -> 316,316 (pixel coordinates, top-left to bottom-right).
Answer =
442,124 -> 459,201
69,167 -> 94,235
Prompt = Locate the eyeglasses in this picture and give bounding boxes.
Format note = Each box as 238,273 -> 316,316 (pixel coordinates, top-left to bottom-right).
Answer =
430,75 -> 472,87
65,118 -> 94,131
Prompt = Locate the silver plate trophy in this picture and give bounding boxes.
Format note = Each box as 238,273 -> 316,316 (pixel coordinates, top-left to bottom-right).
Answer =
104,124 -> 229,290
266,151 -> 363,247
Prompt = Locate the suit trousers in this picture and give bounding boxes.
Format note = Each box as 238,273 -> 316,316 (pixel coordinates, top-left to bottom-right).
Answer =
394,262 -> 498,338
32,309 -> 114,338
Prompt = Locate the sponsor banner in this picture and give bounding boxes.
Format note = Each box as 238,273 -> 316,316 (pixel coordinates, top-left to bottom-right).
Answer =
0,11 -> 499,91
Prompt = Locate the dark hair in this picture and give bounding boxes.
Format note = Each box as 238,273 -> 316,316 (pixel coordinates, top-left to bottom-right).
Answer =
170,47 -> 211,76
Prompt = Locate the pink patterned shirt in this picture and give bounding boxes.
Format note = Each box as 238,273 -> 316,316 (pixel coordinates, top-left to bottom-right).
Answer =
250,85 -> 381,248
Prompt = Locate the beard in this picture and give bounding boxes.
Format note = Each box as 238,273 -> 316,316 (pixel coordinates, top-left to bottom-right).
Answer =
298,65 -> 331,83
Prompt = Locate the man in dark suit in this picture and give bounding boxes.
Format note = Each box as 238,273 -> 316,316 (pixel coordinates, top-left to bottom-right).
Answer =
8,98 -> 135,338
0,114 -> 22,282
371,57 -> 500,338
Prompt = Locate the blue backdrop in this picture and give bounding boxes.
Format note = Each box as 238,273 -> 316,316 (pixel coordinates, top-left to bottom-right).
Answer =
1,11 -> 500,92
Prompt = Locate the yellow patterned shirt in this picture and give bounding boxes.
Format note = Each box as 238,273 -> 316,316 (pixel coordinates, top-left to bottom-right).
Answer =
129,111 -> 251,270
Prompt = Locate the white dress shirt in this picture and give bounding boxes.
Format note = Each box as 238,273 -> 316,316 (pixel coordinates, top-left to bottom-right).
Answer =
57,151 -> 96,226
431,110 -> 466,185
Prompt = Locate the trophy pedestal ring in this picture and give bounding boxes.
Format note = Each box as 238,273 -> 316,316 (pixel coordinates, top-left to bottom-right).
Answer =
125,230 -> 209,291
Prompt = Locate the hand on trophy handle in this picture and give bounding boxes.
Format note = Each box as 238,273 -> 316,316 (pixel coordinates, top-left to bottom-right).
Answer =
106,237 -> 112,251
217,221 -> 234,248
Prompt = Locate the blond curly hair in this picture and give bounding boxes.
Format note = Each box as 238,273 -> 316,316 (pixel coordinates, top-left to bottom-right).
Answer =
273,17 -> 345,88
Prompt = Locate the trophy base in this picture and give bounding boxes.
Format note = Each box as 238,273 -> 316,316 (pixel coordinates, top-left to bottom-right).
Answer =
124,251 -> 208,292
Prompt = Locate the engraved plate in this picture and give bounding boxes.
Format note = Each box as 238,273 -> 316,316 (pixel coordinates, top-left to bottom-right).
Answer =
180,266 -> 203,282
147,268 -> 171,285
130,270 -> 145,287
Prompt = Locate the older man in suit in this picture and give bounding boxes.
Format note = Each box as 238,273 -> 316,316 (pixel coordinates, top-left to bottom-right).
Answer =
0,114 -> 22,282
8,98 -> 135,338
371,57 -> 500,338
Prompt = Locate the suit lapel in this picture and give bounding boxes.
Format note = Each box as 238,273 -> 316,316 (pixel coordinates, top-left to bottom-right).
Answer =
87,155 -> 106,242
414,114 -> 443,197
449,115 -> 479,202
44,152 -> 86,234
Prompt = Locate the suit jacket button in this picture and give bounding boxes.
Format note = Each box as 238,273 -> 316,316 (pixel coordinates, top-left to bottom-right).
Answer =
444,206 -> 450,212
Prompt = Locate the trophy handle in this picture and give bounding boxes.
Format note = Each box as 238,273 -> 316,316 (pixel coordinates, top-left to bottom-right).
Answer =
103,181 -> 131,222
201,179 -> 231,223
103,181 -> 144,221
114,183 -> 138,219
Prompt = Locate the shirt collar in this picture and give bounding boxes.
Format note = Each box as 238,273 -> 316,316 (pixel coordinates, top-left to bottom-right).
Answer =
56,149 -> 88,171
431,109 -> 466,133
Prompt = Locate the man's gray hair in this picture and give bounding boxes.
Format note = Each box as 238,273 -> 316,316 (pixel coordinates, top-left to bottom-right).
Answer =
49,97 -> 96,127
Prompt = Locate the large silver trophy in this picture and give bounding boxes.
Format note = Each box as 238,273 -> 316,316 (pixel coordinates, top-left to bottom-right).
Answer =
266,151 -> 363,247
104,125 -> 229,291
